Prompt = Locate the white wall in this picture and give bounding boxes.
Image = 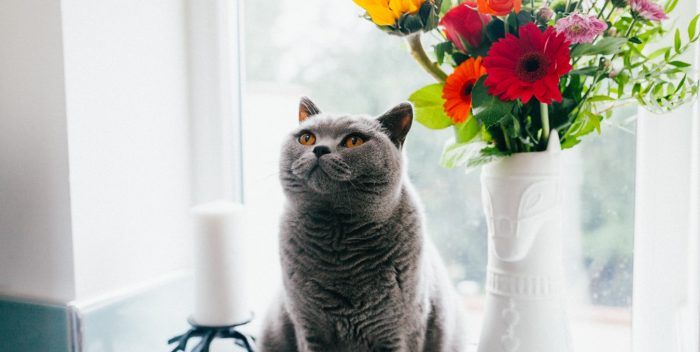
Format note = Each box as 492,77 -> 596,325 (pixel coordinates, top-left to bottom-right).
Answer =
0,0 -> 196,303
0,0 -> 76,303
61,0 -> 193,301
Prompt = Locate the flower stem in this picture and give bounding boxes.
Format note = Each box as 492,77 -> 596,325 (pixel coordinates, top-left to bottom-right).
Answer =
500,124 -> 513,151
571,72 -> 603,124
406,34 -> 448,83
624,18 -> 638,37
597,0 -> 609,18
540,101 -> 550,144
605,5 -> 615,21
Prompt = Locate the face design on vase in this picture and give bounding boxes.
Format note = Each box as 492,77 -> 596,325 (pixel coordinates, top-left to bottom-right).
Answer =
482,176 -> 559,262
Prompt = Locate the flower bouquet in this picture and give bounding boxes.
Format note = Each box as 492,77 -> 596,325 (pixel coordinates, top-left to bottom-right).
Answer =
352,0 -> 699,169
351,1 -> 699,351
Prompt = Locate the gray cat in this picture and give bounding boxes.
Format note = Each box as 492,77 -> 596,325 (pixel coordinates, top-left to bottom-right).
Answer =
259,98 -> 467,352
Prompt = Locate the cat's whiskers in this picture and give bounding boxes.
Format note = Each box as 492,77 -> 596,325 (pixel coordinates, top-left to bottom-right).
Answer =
260,171 -> 281,180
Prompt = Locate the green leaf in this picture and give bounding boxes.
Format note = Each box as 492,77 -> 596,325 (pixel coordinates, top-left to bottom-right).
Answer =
669,60 -> 691,68
628,43 -> 645,58
674,74 -> 688,94
563,110 -> 603,148
674,29 -> 682,54
629,36 -> 642,44
453,118 -> 480,143
484,18 -> 506,43
481,123 -> 493,143
624,50 -> 632,67
587,95 -> 615,102
434,41 -> 452,66
502,114 -> 520,138
439,140 -> 485,169
646,47 -> 671,61
420,0 -> 442,31
568,66 -> 599,76
506,12 -> 518,34
466,146 -> 508,170
471,76 -> 515,127
408,84 -> 453,129
632,83 -> 642,95
570,37 -> 629,57
439,0 -> 453,14
561,136 -> 582,149
439,140 -> 506,172
665,0 -> 679,13
688,14 -> 700,41
504,11 -> 533,34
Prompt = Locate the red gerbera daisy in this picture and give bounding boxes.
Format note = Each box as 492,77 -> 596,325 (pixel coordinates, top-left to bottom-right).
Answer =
442,57 -> 487,124
483,23 -> 572,104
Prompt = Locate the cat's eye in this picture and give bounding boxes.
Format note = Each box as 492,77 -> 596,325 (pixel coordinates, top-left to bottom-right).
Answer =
343,135 -> 365,148
298,132 -> 316,146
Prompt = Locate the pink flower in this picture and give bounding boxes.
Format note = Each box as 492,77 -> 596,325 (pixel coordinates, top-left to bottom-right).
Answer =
536,7 -> 555,22
554,13 -> 608,44
439,2 -> 492,52
630,0 -> 668,21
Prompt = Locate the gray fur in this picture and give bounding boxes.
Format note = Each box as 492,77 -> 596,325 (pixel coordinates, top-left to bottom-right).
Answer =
260,101 -> 467,352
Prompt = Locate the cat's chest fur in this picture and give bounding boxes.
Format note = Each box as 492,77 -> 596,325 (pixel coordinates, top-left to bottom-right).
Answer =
280,192 -> 426,334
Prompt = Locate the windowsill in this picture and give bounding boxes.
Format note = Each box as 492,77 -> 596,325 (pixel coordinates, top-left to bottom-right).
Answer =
462,295 -> 631,351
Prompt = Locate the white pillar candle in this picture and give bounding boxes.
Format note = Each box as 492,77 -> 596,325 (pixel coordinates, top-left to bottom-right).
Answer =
191,201 -> 248,326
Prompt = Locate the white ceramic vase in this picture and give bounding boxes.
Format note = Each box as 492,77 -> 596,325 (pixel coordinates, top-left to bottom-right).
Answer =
477,132 -> 572,352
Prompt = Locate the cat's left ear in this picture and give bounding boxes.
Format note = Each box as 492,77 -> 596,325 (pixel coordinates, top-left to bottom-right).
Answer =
299,97 -> 321,123
378,102 -> 413,149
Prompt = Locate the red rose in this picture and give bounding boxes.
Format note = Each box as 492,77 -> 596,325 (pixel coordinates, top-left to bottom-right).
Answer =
439,2 -> 492,53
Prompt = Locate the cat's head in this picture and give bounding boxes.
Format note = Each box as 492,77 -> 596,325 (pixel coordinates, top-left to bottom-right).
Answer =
279,97 -> 412,205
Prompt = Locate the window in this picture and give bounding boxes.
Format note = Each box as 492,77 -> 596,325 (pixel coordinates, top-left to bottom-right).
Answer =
240,0 -> 698,350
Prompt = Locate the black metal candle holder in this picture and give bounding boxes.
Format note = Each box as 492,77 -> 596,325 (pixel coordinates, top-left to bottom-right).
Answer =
168,314 -> 257,352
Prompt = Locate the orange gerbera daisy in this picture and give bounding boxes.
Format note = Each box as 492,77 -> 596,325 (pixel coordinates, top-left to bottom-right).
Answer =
442,57 -> 487,124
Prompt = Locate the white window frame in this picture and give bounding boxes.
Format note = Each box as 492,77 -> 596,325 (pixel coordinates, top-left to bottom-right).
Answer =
188,0 -> 245,204
633,1 -> 700,351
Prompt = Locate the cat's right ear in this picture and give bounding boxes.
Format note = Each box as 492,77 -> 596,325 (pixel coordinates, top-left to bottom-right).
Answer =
299,97 -> 321,123
378,102 -> 413,149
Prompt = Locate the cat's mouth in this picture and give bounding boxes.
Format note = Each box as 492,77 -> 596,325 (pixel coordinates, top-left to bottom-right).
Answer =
317,156 -> 353,181
291,154 -> 354,192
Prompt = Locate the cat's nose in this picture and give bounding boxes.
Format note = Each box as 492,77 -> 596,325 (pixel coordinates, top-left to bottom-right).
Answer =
313,146 -> 331,158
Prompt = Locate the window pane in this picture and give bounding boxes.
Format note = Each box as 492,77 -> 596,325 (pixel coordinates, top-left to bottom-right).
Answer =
243,1 -> 634,349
